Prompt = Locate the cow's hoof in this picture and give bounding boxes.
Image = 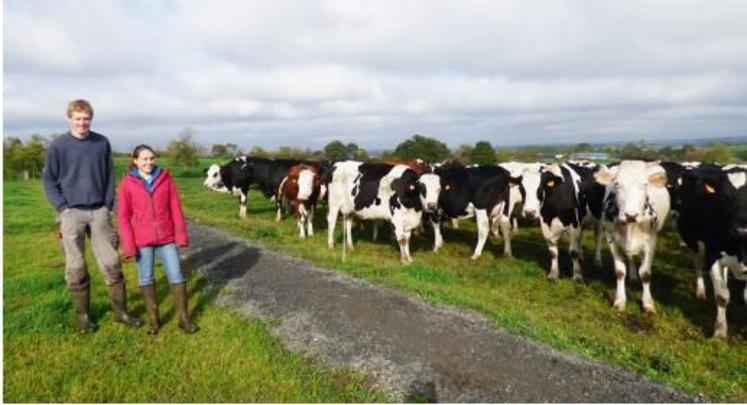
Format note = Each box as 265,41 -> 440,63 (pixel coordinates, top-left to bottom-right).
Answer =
572,275 -> 584,283
547,274 -> 559,282
643,305 -> 657,316
470,254 -> 481,261
613,300 -> 626,312
504,252 -> 513,258
713,326 -> 728,339
696,288 -> 707,300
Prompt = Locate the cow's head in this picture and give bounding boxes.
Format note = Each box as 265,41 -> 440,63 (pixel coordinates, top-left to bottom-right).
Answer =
519,164 -> 545,219
296,166 -> 320,201
595,161 -> 667,224
391,169 -> 423,210
418,173 -> 441,213
204,164 -> 229,192
534,164 -> 566,211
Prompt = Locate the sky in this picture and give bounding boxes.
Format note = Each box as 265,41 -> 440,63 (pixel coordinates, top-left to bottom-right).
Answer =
4,0 -> 747,152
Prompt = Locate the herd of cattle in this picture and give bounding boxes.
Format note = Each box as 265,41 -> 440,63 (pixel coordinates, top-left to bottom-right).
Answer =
203,156 -> 747,339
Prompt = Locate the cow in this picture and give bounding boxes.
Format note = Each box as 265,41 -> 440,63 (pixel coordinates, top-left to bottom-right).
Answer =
326,161 -> 425,264
280,163 -> 322,238
520,162 -> 605,281
594,160 -> 670,315
203,156 -> 255,218
430,164 -> 516,259
203,156 -> 308,220
676,166 -> 747,337
499,162 -> 546,232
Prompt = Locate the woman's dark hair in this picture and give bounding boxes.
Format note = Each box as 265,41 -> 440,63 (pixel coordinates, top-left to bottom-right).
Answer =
129,144 -> 156,169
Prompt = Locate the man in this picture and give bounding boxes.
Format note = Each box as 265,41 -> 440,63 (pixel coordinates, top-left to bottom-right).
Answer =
43,99 -> 141,333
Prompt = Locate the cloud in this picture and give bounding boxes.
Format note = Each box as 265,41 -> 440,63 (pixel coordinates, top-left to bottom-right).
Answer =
4,0 -> 747,151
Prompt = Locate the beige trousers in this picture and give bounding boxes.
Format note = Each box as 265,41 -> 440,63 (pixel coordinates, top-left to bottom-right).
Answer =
59,207 -> 124,289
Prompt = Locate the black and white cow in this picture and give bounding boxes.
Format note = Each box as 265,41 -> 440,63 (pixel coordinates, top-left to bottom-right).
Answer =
203,156 -> 256,218
498,162 -> 546,232
430,164 -> 516,259
521,162 -> 605,281
595,161 -> 670,315
677,166 -> 747,337
204,156 -> 308,220
326,161 -> 425,264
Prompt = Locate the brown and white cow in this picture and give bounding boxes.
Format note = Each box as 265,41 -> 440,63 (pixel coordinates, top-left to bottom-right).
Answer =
280,164 -> 322,238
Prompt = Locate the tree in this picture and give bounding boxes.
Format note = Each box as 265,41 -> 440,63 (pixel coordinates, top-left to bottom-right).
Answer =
249,146 -> 270,158
324,140 -> 348,161
168,128 -> 200,172
700,142 -> 734,164
573,143 -> 593,153
4,137 -> 24,179
469,141 -> 496,165
20,135 -> 48,178
452,143 -> 473,164
393,134 -> 451,163
211,144 -> 228,157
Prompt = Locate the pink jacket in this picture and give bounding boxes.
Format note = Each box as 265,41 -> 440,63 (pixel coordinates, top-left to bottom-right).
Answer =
117,169 -> 189,258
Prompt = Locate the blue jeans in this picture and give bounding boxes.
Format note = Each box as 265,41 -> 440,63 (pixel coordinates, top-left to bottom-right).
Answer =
136,243 -> 186,286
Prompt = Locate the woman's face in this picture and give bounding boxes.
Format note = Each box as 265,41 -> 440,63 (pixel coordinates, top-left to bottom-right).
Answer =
134,149 -> 156,175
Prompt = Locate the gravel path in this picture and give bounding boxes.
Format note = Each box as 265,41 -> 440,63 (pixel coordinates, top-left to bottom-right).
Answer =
183,222 -> 693,402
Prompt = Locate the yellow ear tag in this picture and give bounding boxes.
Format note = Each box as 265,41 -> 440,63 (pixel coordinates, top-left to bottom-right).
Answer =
547,180 -> 555,188
705,183 -> 716,194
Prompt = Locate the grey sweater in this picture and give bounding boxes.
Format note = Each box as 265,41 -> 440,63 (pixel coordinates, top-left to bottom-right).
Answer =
42,131 -> 116,212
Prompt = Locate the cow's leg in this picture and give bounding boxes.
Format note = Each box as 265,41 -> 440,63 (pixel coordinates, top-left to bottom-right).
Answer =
345,217 -> 355,250
710,260 -> 729,338
569,225 -> 584,282
306,206 -> 314,236
541,221 -> 561,281
609,242 -> 627,311
500,216 -> 512,257
640,239 -> 657,315
471,209 -> 490,260
327,206 -> 339,248
372,221 -> 379,241
695,242 -> 706,300
393,218 -> 413,264
238,193 -> 247,219
431,218 -> 443,252
275,199 -> 283,222
593,221 -> 603,267
297,205 -> 307,239
451,218 -> 460,229
512,216 -> 519,233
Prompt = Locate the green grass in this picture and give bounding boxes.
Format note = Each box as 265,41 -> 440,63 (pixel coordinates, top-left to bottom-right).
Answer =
3,180 -> 390,402
171,168 -> 747,402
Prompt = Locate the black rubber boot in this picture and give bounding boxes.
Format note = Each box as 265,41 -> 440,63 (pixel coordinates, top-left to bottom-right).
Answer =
172,282 -> 199,334
107,282 -> 142,327
70,286 -> 98,334
139,284 -> 160,335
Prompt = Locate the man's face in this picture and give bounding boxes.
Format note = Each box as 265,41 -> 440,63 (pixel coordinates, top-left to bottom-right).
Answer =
68,111 -> 92,136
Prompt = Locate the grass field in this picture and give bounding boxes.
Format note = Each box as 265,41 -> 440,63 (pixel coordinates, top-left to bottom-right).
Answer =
165,159 -> 746,401
5,156 -> 747,401
3,179 -> 389,402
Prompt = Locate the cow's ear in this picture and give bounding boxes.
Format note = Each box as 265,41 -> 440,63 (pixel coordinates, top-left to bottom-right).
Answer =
648,171 -> 667,188
203,167 -> 209,174
595,167 -> 617,185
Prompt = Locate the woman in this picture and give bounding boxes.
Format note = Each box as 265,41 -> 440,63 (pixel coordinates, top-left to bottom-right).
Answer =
117,144 -> 198,334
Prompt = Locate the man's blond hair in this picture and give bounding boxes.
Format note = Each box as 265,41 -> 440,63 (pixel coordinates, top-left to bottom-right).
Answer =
67,99 -> 94,118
